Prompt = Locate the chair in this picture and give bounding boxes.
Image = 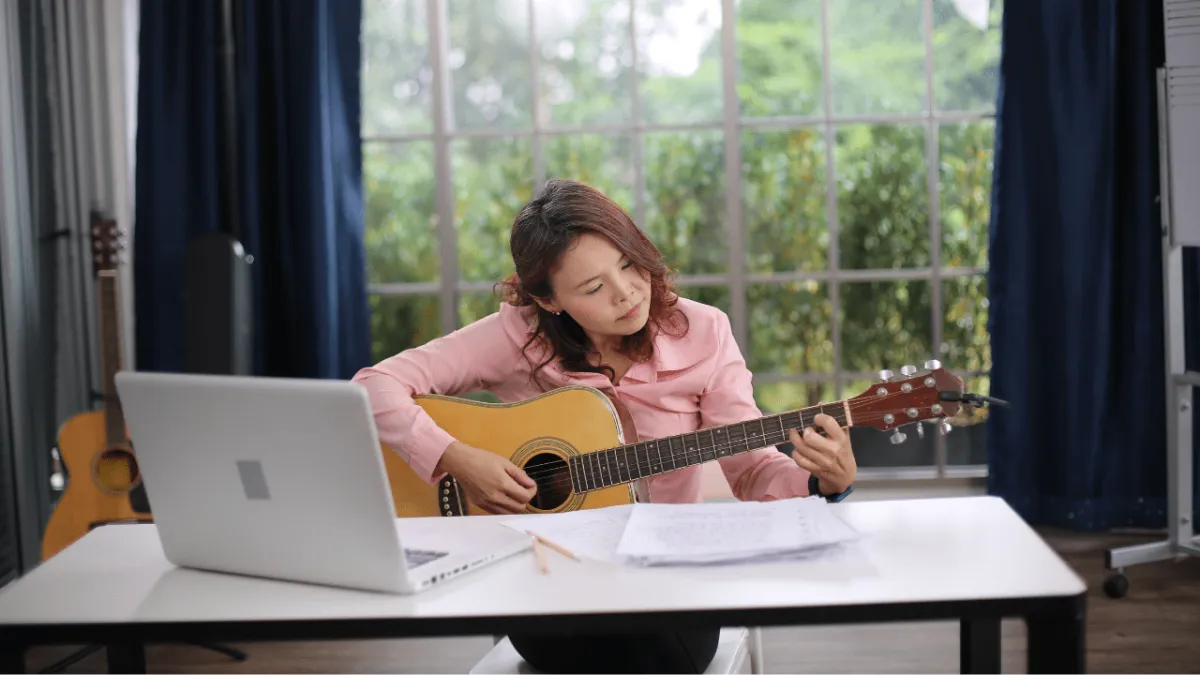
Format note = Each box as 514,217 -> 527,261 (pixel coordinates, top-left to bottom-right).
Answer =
470,627 -> 765,674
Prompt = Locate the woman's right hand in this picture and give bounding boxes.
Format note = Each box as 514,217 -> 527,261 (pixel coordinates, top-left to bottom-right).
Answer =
435,441 -> 537,514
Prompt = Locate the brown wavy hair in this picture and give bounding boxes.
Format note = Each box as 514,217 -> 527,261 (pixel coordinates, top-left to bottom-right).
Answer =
496,179 -> 688,386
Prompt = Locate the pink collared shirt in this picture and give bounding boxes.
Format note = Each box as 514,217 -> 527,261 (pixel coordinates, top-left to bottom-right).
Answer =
351,297 -> 812,503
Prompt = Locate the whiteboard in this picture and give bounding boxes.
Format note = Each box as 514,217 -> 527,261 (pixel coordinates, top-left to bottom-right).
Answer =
1165,1 -> 1200,246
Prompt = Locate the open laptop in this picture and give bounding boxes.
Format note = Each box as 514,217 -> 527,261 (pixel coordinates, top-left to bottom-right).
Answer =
113,370 -> 530,594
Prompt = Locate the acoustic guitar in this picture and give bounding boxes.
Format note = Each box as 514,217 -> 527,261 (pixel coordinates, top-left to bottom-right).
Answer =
42,212 -> 151,560
383,362 -> 1000,518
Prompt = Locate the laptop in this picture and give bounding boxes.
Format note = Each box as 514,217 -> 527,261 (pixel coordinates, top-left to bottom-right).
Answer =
113,370 -> 531,594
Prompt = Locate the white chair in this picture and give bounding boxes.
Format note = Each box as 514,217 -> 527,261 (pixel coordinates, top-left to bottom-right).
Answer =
470,627 -> 765,674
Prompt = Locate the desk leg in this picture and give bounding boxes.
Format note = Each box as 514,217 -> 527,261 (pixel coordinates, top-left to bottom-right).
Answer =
959,618 -> 1000,673
1025,604 -> 1086,674
106,643 -> 146,674
0,642 -> 25,673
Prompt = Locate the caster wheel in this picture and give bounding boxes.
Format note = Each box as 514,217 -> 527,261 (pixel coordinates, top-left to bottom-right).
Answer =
1103,573 -> 1129,598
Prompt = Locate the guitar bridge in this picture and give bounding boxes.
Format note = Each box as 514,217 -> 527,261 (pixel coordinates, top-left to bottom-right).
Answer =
438,476 -> 467,516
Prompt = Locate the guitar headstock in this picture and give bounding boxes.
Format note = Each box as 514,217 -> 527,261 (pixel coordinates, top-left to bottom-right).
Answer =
90,210 -> 127,277
847,361 -> 967,441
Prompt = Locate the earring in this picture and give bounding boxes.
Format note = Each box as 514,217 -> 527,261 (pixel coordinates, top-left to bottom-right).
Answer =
554,310 -> 561,315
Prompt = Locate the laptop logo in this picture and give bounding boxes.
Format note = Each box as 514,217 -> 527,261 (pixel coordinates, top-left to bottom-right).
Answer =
236,460 -> 271,500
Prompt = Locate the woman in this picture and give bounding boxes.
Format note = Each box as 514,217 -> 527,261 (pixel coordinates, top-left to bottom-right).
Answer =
352,179 -> 858,673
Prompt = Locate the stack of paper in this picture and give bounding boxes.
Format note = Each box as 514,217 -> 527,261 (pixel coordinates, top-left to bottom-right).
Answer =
499,496 -> 862,567
614,496 -> 862,566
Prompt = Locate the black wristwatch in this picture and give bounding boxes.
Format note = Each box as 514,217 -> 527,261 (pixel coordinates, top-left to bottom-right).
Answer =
809,474 -> 854,503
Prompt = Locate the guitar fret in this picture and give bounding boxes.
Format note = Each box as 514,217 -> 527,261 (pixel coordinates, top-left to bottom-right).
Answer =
570,458 -> 579,493
700,429 -> 716,463
649,440 -> 662,474
727,423 -> 746,455
587,453 -> 599,490
712,427 -> 729,458
616,445 -> 629,483
774,416 -> 787,446
582,455 -> 593,492
629,444 -> 643,481
667,436 -> 682,470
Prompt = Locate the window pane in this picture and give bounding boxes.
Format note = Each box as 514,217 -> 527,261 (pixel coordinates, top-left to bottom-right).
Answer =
754,381 -> 837,414
743,128 -> 828,273
941,274 -> 989,373
735,0 -> 822,117
636,0 -> 723,124
535,0 -> 633,127
544,134 -> 636,213
369,294 -> 441,363
644,131 -> 726,274
947,373 -> 989,465
454,138 -> 533,282
677,285 -> 731,315
844,377 -> 936,467
840,280 -> 933,374
448,0 -> 532,130
362,0 -> 432,135
939,121 -> 994,269
829,0 -> 925,115
836,124 -> 929,269
364,141 -> 439,283
747,281 -> 834,375
458,289 -> 506,327
932,0 -> 1002,112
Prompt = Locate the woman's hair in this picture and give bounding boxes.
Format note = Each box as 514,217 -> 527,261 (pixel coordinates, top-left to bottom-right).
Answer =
496,178 -> 688,385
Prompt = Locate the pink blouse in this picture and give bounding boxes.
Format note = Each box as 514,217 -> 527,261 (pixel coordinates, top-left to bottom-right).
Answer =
350,297 -> 812,504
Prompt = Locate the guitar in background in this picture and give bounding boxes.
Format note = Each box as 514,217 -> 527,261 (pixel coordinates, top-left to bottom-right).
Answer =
42,211 -> 151,560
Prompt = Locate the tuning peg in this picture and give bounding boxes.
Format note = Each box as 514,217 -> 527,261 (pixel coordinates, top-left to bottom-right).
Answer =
924,359 -> 941,370
940,421 -> 953,436
889,429 -> 907,445
878,369 -> 894,382
900,365 -> 917,376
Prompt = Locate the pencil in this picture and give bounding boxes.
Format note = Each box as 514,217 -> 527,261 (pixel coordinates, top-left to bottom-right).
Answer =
526,530 -> 581,561
531,535 -> 549,573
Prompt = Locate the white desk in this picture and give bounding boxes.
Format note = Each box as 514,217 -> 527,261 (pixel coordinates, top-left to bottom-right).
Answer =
0,496 -> 1087,673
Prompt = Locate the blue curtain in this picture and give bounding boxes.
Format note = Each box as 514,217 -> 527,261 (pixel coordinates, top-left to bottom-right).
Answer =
986,0 -> 1200,530
134,0 -> 369,380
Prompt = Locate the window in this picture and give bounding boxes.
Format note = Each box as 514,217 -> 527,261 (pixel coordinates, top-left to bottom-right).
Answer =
361,0 -> 1000,478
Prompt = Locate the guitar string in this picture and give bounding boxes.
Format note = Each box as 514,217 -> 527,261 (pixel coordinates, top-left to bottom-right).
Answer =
511,388 -> 951,482
514,395 -> 949,484
515,410 -> 932,496
507,409 -> 947,493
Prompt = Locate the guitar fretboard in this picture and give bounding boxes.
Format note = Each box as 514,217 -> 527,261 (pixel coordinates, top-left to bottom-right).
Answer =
567,403 -> 847,493
98,271 -> 126,448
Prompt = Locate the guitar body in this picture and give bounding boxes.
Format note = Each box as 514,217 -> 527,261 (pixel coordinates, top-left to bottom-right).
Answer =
42,411 -> 148,560
382,386 -> 636,518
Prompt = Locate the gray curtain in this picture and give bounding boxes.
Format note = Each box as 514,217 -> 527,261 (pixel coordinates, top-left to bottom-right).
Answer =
0,0 -> 137,580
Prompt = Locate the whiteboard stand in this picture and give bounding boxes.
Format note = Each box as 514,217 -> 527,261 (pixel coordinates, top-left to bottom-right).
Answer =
1104,65 -> 1200,599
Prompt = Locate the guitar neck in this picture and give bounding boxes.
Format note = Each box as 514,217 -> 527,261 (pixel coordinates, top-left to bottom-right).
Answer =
568,400 -> 851,493
97,270 -> 126,447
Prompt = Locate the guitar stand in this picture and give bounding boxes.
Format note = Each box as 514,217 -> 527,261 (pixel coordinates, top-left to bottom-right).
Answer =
38,641 -> 247,673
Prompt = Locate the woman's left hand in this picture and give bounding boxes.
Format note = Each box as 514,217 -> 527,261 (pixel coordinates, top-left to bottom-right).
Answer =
788,413 -> 857,495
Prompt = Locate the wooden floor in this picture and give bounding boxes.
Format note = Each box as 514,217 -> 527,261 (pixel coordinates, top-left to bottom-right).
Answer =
22,528 -> 1200,674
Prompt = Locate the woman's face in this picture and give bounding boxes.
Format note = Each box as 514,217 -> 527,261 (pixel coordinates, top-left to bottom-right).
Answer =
538,232 -> 651,346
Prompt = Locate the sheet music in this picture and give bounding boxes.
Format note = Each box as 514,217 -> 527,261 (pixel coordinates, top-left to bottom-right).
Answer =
498,497 -> 863,567
615,497 -> 862,566
499,504 -> 634,563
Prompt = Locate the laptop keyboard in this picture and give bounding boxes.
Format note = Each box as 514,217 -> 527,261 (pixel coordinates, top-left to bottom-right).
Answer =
404,548 -> 449,569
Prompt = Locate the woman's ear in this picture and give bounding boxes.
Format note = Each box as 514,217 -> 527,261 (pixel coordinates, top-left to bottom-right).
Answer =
533,296 -> 561,315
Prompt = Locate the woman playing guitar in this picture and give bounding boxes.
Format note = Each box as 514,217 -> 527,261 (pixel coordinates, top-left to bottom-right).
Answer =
353,178 -> 858,673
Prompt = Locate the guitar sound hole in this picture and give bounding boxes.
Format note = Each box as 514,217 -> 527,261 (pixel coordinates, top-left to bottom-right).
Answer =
94,448 -> 140,493
524,453 -> 572,511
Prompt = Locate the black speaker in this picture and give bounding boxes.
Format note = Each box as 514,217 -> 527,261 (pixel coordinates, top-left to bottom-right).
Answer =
183,231 -> 254,375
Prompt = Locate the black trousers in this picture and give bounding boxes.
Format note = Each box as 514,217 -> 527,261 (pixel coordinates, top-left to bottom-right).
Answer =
507,627 -> 720,674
